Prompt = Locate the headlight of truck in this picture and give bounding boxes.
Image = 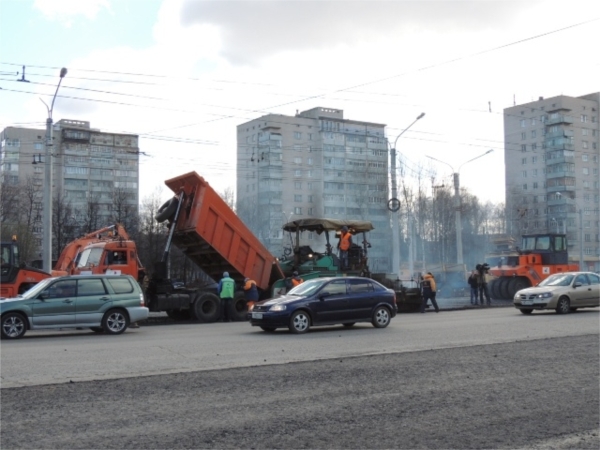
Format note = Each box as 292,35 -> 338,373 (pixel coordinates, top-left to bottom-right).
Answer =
270,304 -> 286,311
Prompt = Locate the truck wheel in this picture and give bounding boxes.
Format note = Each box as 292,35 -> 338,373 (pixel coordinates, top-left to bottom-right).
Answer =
372,306 -> 391,328
194,293 -> 220,322
499,278 -> 511,300
489,280 -> 501,299
231,291 -> 248,322
155,197 -> 178,223
555,296 -> 570,315
102,309 -> 129,334
1,312 -> 27,339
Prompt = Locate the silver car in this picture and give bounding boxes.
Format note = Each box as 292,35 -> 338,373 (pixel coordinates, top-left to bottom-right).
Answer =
1,274 -> 148,339
513,271 -> 600,315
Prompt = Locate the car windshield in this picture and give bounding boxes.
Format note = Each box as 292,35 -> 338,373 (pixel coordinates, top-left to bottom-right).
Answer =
16,277 -> 59,298
286,278 -> 327,296
538,274 -> 574,287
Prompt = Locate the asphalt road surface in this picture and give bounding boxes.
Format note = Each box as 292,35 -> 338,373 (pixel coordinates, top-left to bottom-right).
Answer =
1,307 -> 599,449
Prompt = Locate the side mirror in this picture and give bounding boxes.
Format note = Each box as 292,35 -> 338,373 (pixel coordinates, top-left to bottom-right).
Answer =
38,293 -> 48,300
319,292 -> 331,301
573,282 -> 582,288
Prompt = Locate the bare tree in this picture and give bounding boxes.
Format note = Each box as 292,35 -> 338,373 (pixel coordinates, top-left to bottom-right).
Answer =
52,192 -> 76,262
111,187 -> 138,233
81,192 -> 102,233
219,186 -> 235,211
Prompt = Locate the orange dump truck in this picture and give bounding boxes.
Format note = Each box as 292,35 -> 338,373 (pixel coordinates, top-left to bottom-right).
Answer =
147,171 -> 284,322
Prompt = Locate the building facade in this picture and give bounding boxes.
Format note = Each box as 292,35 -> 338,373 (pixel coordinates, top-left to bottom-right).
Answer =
236,107 -> 392,273
504,93 -> 600,271
0,119 -> 140,257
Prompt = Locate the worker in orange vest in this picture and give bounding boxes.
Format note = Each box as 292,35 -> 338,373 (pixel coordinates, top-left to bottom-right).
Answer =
243,277 -> 259,311
337,225 -> 352,270
291,271 -> 303,287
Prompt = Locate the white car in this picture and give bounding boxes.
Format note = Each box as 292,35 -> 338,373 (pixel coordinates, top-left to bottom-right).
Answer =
513,271 -> 600,315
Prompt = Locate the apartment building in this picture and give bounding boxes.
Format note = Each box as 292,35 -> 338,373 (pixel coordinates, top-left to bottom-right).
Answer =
0,119 -> 140,254
504,93 -> 600,271
236,107 -> 392,273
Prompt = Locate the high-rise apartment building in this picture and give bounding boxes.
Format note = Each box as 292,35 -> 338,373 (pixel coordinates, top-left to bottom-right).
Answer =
504,93 -> 600,271
1,119 -> 140,256
236,107 -> 392,273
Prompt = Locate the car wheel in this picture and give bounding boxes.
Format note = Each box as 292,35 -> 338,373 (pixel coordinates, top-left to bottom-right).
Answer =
193,293 -> 220,322
343,323 -> 356,328
519,309 -> 533,315
102,309 -> 129,335
289,310 -> 310,334
260,326 -> 276,332
90,327 -> 104,333
555,296 -> 570,314
1,313 -> 27,339
372,306 -> 391,328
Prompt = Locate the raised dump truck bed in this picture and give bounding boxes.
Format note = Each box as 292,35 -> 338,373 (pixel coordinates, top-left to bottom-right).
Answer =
164,171 -> 284,290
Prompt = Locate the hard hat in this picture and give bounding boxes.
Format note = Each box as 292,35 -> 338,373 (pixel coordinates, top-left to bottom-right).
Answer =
223,272 -> 229,277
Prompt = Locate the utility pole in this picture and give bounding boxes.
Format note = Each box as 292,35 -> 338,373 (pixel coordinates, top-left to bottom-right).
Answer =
41,67 -> 67,273
389,113 -> 425,277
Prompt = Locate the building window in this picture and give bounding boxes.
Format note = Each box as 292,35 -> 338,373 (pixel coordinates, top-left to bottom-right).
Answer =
307,207 -> 313,215
521,145 -> 526,152
522,184 -> 527,190
583,168 -> 589,175
293,157 -> 302,164
294,132 -> 302,139
294,195 -> 302,202
531,130 -> 536,138
530,117 -> 536,126
520,119 -> 526,127
294,181 -> 302,189
532,169 -> 538,177
533,182 -> 538,189
307,182 -> 313,190
582,128 -> 588,136
582,141 -> 588,149
532,156 -> 538,163
294,207 -> 302,214
582,154 -> 589,161
294,169 -> 302,176
521,132 -> 526,140
522,170 -> 527,178
522,157 -> 527,165
580,114 -> 587,122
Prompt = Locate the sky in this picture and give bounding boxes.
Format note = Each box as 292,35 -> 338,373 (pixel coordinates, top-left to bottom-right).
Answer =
1,0 -> 599,205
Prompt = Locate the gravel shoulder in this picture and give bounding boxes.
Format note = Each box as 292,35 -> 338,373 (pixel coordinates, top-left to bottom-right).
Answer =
1,334 -> 599,449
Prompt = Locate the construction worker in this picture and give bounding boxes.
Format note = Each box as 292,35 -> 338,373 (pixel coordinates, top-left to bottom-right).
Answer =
243,277 -> 259,311
291,271 -> 303,287
420,272 -> 439,313
218,271 -> 235,322
337,225 -> 352,270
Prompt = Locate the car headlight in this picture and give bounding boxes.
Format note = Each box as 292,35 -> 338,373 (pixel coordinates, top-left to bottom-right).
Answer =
536,292 -> 553,299
270,304 -> 286,312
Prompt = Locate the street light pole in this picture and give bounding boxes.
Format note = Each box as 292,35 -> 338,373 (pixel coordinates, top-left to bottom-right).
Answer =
389,113 -> 425,277
41,67 -> 67,273
426,149 -> 493,265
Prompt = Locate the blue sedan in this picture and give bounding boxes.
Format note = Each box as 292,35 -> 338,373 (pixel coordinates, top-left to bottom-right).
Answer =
249,276 -> 397,334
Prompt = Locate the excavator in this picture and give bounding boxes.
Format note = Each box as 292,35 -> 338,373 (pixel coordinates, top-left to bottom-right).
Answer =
54,224 -> 145,282
1,224 -> 145,299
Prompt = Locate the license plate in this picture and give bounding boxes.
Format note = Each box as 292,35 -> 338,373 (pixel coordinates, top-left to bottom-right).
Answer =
521,300 -> 533,305
252,312 -> 263,319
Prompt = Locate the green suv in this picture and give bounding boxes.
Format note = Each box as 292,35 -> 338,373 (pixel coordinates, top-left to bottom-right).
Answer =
1,275 -> 148,339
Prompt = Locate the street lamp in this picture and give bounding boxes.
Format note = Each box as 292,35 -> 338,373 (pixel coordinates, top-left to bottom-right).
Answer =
41,67 -> 67,273
388,112 -> 425,277
555,192 -> 584,269
426,149 -> 493,265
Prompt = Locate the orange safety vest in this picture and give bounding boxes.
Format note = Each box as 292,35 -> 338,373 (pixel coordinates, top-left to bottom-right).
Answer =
339,232 -> 352,251
291,277 -> 303,287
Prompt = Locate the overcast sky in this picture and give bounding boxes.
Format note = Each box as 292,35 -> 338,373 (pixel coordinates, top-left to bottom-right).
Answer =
1,0 -> 598,204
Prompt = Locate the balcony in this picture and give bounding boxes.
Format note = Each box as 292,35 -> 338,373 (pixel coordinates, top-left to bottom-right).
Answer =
545,114 -> 573,126
544,128 -> 574,139
545,141 -> 574,151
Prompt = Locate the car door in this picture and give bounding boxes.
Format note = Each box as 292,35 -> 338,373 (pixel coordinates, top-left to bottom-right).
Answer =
75,278 -> 112,325
570,274 -> 592,307
586,274 -> 600,307
347,279 -> 376,320
31,279 -> 77,326
314,279 -> 350,323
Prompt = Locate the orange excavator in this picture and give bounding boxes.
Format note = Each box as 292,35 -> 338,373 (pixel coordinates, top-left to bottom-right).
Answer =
54,224 -> 145,282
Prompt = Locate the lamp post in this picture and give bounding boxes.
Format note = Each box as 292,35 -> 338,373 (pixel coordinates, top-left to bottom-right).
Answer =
555,192 -> 584,269
41,67 -> 67,273
389,112 -> 425,277
426,149 -> 493,265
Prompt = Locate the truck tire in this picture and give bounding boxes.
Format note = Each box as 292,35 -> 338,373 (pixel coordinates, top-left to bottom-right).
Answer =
193,293 -> 220,322
499,278 -> 511,300
231,291 -> 248,322
155,197 -> 178,223
508,277 -> 530,298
